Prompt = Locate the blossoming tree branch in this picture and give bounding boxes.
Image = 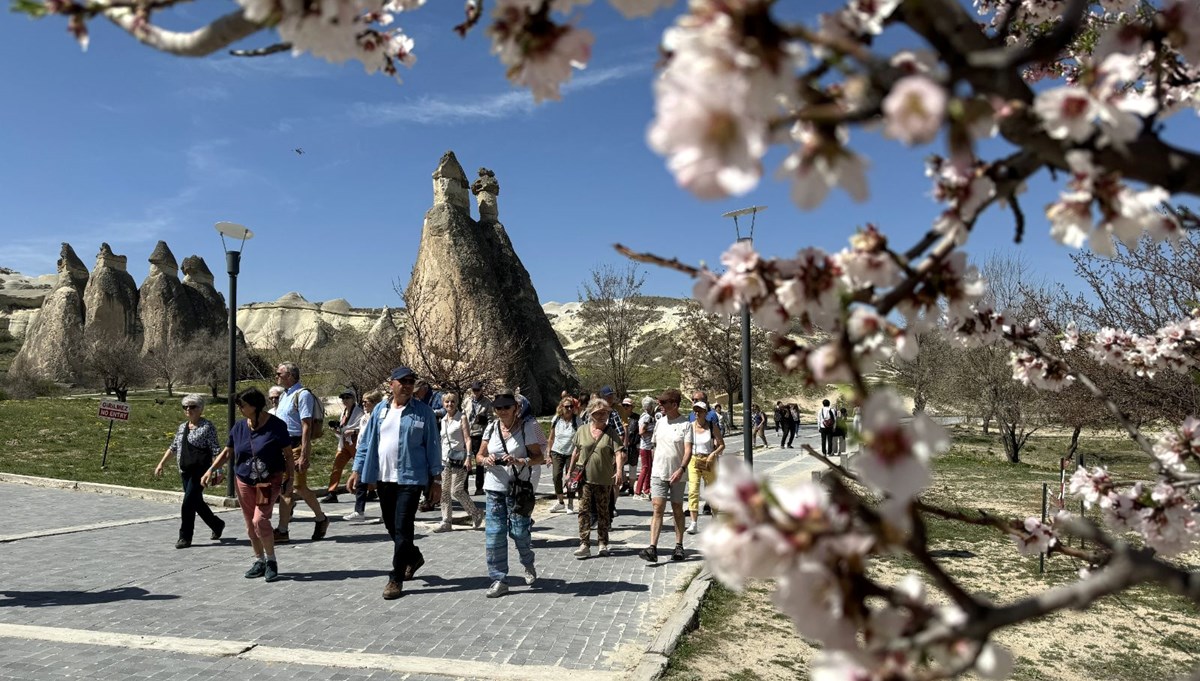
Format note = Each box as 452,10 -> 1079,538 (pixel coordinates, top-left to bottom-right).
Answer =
19,0 -> 1200,677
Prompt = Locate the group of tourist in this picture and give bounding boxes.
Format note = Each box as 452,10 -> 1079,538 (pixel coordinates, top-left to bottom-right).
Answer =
156,362 -> 859,599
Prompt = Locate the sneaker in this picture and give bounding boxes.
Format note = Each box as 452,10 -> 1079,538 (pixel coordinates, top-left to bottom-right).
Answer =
404,555 -> 425,581
431,522 -> 453,533
473,514 -> 484,529
573,544 -> 591,559
598,544 -> 610,557
319,493 -> 339,504
486,580 -> 508,598
382,579 -> 403,600
702,504 -> 713,516
244,558 -> 266,579
210,520 -> 225,541
312,516 -> 330,541
264,560 -> 280,582
550,502 -> 566,513
175,538 -> 191,549
672,544 -> 685,561
344,511 -> 365,522
638,546 -> 658,563
273,528 -> 290,544
567,504 -> 576,514
686,521 -> 698,535
523,565 -> 538,586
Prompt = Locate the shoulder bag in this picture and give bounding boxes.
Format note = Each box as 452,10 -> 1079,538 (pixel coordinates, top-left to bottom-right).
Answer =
498,422 -> 536,517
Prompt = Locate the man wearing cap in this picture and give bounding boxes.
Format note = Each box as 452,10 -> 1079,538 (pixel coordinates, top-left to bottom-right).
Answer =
320,389 -> 363,504
464,381 -> 492,496
350,367 -> 443,600
273,362 -> 331,543
640,388 -> 693,564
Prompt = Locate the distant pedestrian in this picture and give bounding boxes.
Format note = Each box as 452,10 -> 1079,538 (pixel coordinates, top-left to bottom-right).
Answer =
634,396 -> 657,499
321,389 -> 363,504
818,399 -> 837,456
620,397 -> 639,496
432,393 -> 484,532
267,385 -> 283,415
834,407 -> 849,455
344,390 -> 384,523
713,403 -> 729,436
476,390 -> 545,598
203,387 -> 294,583
779,402 -> 797,448
639,389 -> 693,564
773,401 -> 784,433
549,397 -> 580,513
350,366 -> 443,600
464,381 -> 493,496
155,393 -> 224,549
415,380 -> 446,512
569,398 -> 626,559
273,362 -> 330,543
686,400 -> 724,535
751,403 -> 769,448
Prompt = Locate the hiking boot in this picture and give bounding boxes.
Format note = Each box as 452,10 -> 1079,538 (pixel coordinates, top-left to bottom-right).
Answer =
244,559 -> 266,579
672,544 -> 685,561
382,579 -> 403,600
523,565 -> 537,586
272,528 -> 290,544
210,520 -> 225,541
404,555 -> 425,581
598,544 -> 610,557
550,502 -> 566,513
573,544 -> 591,559
264,560 -> 280,582
486,580 -> 508,598
431,522 -> 453,533
175,538 -> 191,549
638,546 -> 658,564
312,516 -> 330,541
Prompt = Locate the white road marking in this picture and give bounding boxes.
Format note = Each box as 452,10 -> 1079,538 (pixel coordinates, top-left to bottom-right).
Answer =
0,514 -> 186,543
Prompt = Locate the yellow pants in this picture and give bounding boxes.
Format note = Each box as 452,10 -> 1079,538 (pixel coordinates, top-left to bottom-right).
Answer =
688,458 -> 717,513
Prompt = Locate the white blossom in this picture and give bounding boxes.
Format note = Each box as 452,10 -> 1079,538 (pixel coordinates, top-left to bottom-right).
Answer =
854,390 -> 949,501
882,75 -> 947,145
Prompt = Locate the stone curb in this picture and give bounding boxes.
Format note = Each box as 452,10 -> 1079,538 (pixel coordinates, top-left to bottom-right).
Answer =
0,472 -> 240,508
629,566 -> 714,681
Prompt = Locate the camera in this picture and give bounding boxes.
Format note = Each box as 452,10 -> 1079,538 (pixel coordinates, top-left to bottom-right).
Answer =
327,420 -> 339,431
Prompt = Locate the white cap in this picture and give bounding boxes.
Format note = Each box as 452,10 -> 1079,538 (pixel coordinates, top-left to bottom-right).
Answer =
692,401 -> 708,412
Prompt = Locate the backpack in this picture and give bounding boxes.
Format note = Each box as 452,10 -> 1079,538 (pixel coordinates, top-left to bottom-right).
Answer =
293,388 -> 326,439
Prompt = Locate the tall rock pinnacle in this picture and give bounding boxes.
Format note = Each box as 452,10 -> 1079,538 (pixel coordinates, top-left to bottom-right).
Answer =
471,167 -> 500,222
432,151 -> 470,212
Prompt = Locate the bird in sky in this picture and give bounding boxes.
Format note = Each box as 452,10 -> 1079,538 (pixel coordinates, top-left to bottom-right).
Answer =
294,148 -> 304,155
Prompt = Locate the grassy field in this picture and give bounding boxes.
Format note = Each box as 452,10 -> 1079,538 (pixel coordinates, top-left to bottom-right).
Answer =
663,424 -> 1200,681
0,386 -> 340,492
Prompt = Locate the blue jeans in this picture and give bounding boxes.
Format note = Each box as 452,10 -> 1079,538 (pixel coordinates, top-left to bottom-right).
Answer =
485,490 -> 534,582
377,483 -> 423,581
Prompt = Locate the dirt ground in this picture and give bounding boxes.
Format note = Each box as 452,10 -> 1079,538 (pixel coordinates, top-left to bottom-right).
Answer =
664,429 -> 1200,681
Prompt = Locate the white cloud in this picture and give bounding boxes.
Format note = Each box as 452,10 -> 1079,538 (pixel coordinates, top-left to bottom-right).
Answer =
348,62 -> 650,126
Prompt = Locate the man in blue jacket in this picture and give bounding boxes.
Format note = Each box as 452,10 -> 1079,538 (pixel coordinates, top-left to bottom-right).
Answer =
350,366 -> 443,600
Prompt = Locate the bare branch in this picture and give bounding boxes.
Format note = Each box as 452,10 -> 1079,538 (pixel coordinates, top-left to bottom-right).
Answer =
614,244 -> 703,278
104,7 -> 266,57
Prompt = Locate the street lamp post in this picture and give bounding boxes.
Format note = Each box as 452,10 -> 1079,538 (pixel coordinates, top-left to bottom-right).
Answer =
215,221 -> 254,498
722,206 -> 767,470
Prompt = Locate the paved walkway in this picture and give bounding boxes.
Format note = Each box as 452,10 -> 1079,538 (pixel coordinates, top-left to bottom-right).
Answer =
0,426 -> 829,680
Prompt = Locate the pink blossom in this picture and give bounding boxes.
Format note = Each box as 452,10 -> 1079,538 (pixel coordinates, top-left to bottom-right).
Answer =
1060,321 -> 1079,352
837,225 -> 902,290
774,566 -> 861,651
882,75 -> 947,146
779,124 -> 870,210
1010,351 -> 1075,392
1014,516 -> 1057,556
1069,466 -> 1112,508
776,247 -> 844,331
854,390 -> 948,501
843,0 -> 901,36
1034,86 -> 1097,142
488,8 -> 594,103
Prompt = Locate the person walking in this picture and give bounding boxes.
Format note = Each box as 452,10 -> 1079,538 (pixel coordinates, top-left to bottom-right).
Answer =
464,381 -> 492,496
273,362 -> 330,543
202,388 -> 294,583
349,367 -> 443,600
634,396 -> 656,499
686,401 -> 724,535
817,399 -> 837,456
789,403 -> 802,446
432,393 -> 484,532
833,407 -> 849,455
779,402 -> 797,448
321,389 -> 363,504
549,397 -> 580,513
568,398 -> 626,559
751,404 -> 769,448
475,391 -> 544,598
414,380 -> 446,512
639,389 -> 693,564
155,394 -> 224,549
344,390 -> 384,523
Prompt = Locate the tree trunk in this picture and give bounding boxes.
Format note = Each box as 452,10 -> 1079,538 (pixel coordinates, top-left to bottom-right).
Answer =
166,381 -> 174,398
982,412 -> 992,435
913,392 -> 927,414
115,386 -> 129,402
1002,424 -> 1020,463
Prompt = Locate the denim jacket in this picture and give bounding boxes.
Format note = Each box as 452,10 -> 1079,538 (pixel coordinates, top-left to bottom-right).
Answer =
353,398 -> 443,485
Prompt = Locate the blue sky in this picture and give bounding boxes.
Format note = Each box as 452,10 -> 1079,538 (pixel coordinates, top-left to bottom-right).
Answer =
1,1 -> 1193,308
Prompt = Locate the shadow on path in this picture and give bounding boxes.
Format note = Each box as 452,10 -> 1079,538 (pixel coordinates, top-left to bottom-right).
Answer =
279,569 -> 391,582
0,587 -> 179,608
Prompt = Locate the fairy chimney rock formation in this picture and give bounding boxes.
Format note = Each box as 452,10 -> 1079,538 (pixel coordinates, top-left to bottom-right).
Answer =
432,151 -> 471,213
139,241 -> 192,354
9,243 -> 88,381
181,255 -> 228,339
471,167 -> 500,222
408,153 -> 578,414
84,243 -> 140,341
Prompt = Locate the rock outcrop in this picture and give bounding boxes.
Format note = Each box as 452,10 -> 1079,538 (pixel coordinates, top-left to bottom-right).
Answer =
181,255 -> 227,339
83,243 -> 140,342
9,244 -> 89,380
236,292 -> 394,350
138,241 -> 191,354
406,152 -> 578,413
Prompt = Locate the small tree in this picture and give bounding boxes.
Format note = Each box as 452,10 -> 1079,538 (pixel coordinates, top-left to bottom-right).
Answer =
577,263 -> 658,397
180,332 -> 250,400
673,299 -> 777,424
143,335 -> 187,397
889,330 -> 952,415
317,325 -> 403,400
85,332 -> 144,402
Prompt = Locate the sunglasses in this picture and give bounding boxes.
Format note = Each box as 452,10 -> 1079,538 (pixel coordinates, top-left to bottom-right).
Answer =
495,405 -> 515,411
395,377 -> 416,385
183,405 -> 199,411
